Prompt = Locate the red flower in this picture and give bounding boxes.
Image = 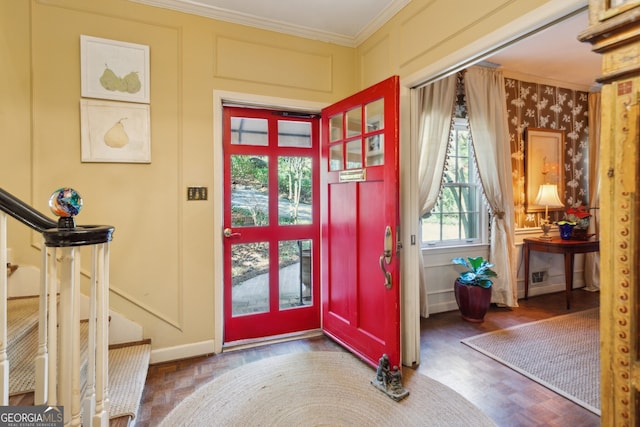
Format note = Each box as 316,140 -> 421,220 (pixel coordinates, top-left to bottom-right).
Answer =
566,206 -> 590,219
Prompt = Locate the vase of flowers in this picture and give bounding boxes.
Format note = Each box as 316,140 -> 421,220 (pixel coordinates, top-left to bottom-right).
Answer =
559,205 -> 591,240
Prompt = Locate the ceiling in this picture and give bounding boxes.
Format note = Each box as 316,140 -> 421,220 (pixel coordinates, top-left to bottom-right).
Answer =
131,0 -> 602,90
485,10 -> 602,91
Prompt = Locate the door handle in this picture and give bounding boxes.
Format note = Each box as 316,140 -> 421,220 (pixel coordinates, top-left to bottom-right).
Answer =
379,226 -> 393,289
379,255 -> 392,289
223,228 -> 241,238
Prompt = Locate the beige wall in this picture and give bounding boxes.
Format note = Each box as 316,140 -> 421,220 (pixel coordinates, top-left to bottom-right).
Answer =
1,0 -> 577,359
1,0 -> 356,354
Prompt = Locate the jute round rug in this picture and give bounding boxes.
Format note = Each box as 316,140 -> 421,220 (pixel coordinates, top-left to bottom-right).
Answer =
159,351 -> 496,427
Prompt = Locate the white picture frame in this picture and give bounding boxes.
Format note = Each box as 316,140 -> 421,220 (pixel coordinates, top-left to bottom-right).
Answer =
80,99 -> 151,163
81,35 -> 150,103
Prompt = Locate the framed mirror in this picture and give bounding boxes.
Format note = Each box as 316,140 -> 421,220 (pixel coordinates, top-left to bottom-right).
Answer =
525,127 -> 565,212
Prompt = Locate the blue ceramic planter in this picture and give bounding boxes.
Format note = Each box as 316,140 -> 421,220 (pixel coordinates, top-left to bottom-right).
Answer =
558,223 -> 574,240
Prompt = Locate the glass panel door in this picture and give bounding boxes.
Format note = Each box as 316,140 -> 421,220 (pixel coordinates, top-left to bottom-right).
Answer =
223,106 -> 320,343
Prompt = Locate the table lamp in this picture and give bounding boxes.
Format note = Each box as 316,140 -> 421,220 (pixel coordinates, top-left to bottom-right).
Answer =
534,184 -> 564,240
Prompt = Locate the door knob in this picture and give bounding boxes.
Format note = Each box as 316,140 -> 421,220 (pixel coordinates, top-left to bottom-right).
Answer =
223,228 -> 241,238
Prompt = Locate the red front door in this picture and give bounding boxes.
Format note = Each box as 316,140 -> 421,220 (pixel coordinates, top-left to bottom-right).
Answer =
223,106 -> 320,343
321,76 -> 401,368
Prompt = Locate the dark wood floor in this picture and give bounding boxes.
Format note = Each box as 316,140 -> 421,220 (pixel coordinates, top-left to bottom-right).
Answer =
136,290 -> 600,427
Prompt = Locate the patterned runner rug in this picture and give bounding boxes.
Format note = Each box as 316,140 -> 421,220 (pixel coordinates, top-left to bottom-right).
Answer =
160,351 -> 497,427
462,308 -> 599,415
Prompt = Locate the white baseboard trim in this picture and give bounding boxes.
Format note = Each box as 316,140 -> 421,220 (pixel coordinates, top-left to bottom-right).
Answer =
522,278 -> 586,298
426,301 -> 459,316
150,339 -> 216,364
428,278 -> 588,315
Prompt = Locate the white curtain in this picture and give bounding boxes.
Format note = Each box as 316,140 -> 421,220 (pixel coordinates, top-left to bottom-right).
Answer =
584,91 -> 601,291
416,74 -> 458,317
464,67 -> 518,307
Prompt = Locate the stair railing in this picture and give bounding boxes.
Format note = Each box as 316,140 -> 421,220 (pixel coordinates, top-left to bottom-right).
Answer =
0,188 -> 114,427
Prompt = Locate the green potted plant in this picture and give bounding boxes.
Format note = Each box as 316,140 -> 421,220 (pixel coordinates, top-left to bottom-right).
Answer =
451,256 -> 497,323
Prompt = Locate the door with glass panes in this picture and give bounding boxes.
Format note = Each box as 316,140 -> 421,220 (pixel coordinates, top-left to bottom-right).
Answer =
320,76 -> 401,368
223,107 -> 320,342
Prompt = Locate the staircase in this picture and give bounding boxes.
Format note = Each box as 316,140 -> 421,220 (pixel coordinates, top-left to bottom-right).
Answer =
6,296 -> 151,425
1,188 -> 151,426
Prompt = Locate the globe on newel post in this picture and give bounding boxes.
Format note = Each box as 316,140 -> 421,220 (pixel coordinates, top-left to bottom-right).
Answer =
49,187 -> 83,228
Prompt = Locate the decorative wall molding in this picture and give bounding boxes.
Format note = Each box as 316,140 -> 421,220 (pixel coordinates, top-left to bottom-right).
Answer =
215,36 -> 333,92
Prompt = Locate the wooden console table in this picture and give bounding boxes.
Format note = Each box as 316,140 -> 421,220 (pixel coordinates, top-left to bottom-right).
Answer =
523,237 -> 600,309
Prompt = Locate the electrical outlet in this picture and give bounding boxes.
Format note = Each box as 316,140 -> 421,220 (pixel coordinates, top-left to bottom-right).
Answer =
531,271 -> 546,283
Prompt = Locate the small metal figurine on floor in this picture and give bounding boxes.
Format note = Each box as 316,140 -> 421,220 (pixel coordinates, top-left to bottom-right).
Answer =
371,354 -> 409,401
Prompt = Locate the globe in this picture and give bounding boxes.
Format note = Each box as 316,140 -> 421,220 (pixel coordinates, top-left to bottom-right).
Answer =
49,187 -> 83,218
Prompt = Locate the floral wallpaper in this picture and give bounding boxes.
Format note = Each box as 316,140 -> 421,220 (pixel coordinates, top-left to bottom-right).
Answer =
504,78 -> 590,228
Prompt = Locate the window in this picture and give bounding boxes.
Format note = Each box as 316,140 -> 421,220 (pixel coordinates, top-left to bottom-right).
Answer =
421,118 -> 487,247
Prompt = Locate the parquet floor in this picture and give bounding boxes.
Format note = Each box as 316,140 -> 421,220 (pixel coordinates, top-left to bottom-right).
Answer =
136,290 -> 600,427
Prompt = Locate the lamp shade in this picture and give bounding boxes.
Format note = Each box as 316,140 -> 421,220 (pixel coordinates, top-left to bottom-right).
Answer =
534,184 -> 564,208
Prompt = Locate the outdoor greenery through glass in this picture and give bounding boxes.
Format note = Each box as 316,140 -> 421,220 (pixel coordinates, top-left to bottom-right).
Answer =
231,155 -> 269,227
278,156 -> 312,225
422,118 -> 482,245
230,153 -> 313,297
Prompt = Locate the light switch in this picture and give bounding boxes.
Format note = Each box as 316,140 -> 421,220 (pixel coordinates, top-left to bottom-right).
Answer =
187,187 -> 208,201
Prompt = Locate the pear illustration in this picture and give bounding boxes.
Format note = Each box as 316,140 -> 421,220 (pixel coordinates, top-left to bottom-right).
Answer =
99,64 -> 120,91
104,118 -> 129,148
99,65 -> 142,94
123,71 -> 142,94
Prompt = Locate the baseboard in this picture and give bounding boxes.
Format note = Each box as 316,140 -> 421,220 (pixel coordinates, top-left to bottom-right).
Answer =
149,339 -> 216,364
425,301 -> 459,316
427,278 -> 587,315
523,277 -> 586,298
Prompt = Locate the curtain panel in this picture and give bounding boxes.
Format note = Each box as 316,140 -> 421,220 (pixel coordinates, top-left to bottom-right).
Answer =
416,74 -> 457,317
464,67 -> 518,307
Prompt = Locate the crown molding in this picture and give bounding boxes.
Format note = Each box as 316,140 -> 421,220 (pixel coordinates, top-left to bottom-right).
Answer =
130,0 -> 410,47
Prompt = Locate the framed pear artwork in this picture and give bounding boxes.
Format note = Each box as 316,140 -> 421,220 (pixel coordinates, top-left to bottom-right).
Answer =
80,35 -> 150,103
80,99 -> 151,163
80,35 -> 150,162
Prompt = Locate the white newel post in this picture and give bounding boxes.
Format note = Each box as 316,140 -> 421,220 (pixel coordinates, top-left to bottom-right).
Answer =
41,188 -> 114,427
0,213 -> 8,405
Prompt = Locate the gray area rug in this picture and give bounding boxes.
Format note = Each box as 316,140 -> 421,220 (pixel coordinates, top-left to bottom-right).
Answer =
461,308 -> 599,415
160,351 -> 497,427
